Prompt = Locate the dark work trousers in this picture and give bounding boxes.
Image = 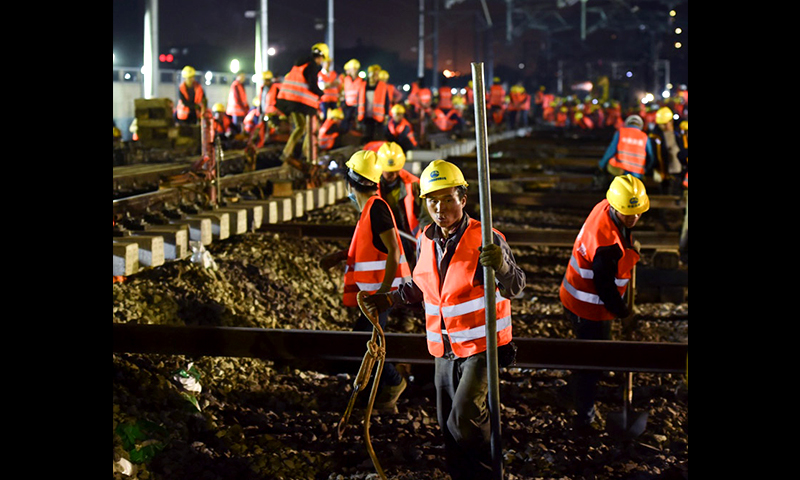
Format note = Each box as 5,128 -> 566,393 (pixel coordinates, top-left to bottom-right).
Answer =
354,308 -> 403,388
434,352 -> 493,480
565,308 -> 612,426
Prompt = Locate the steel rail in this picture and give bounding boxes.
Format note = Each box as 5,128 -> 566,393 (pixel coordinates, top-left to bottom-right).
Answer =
112,323 -> 687,374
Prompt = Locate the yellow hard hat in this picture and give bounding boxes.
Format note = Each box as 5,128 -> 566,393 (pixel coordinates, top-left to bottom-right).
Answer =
181,66 -> 196,78
345,150 -> 382,185
607,174 -> 649,215
344,59 -> 361,71
419,160 -> 469,198
377,142 -> 406,172
368,64 -> 382,74
655,106 -> 673,124
212,103 -> 225,113
262,70 -> 274,80
327,108 -> 344,120
679,120 -> 688,131
379,70 -> 389,82
312,43 -> 330,61
391,104 -> 406,116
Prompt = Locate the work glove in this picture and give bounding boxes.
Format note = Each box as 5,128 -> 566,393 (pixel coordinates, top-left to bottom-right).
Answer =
362,293 -> 394,317
632,240 -> 641,255
319,250 -> 347,270
479,244 -> 505,271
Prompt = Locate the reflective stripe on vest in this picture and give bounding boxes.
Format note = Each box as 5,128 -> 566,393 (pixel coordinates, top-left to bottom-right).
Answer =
609,127 -> 648,176
343,196 -> 412,307
319,70 -> 339,103
318,118 -> 339,150
559,200 -> 639,320
414,219 -> 512,358
343,75 -> 362,106
277,63 -> 319,109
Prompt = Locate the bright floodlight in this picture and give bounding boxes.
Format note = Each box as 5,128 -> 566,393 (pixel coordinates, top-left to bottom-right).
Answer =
230,59 -> 240,73
267,47 -> 276,56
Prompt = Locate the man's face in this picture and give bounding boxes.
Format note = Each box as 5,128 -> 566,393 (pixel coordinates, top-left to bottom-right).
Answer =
425,187 -> 465,231
615,211 -> 642,229
392,113 -> 404,123
382,171 -> 399,183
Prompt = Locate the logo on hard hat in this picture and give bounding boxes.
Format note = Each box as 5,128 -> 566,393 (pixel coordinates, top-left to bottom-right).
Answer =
430,170 -> 440,178
630,197 -> 639,206
387,159 -> 395,166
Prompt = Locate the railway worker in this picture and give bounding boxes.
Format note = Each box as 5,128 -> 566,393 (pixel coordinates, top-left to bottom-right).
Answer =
226,71 -> 250,130
649,106 -> 685,195
506,84 -> 531,130
559,174 -> 649,431
385,104 -> 418,152
488,77 -> 506,127
318,59 -> 341,122
362,159 -> 526,480
379,69 -> 403,110
597,114 -> 656,186
376,142 -> 431,271
175,65 -> 207,125
211,103 -> 234,140
357,64 -> 392,144
340,59 -> 363,132
319,150 -> 413,412
276,43 -> 327,162
317,107 -> 348,151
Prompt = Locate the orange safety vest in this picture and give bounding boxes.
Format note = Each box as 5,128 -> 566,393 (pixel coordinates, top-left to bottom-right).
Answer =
488,84 -> 505,107
559,200 -> 639,321
318,117 -> 341,150
380,169 -> 421,235
213,114 -> 232,135
510,92 -> 530,111
609,126 -> 648,176
226,79 -> 249,117
277,63 -> 320,110
343,196 -> 412,307
342,75 -> 363,107
177,82 -> 205,120
243,108 -> 259,134
319,70 -> 340,104
437,87 -> 452,109
358,81 -> 389,122
414,218 -> 513,358
432,108 -> 459,131
418,88 -> 432,108
260,82 -> 281,115
387,118 -> 418,147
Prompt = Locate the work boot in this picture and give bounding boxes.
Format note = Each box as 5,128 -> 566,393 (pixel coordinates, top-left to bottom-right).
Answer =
372,377 -> 407,413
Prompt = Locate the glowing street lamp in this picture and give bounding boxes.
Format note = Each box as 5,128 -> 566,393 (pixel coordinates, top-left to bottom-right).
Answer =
230,59 -> 241,74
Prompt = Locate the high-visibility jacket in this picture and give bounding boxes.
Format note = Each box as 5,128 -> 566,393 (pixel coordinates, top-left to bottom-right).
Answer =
418,88 -> 432,108
343,196 -> 412,307
609,127 -> 648,176
177,82 -> 205,120
559,200 -> 639,321
358,81 -> 389,122
318,117 -> 342,150
488,84 -> 506,107
432,108 -> 460,132
414,218 -> 513,358
226,79 -> 249,118
342,75 -> 363,107
260,82 -> 281,116
437,87 -> 452,109
277,63 -> 320,110
379,169 -> 421,235
319,70 -> 340,104
213,114 -> 232,136
387,117 -> 418,147
509,92 -> 530,111
243,108 -> 259,134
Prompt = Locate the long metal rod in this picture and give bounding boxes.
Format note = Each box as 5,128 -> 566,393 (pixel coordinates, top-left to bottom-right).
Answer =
472,61 -> 503,480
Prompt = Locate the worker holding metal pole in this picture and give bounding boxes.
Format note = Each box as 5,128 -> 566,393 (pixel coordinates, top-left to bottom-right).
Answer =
362,93 -> 525,478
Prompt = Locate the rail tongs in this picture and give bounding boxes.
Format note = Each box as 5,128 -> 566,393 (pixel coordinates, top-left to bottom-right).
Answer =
337,290 -> 388,480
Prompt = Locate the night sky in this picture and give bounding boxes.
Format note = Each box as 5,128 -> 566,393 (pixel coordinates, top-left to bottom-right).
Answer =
113,0 -> 687,90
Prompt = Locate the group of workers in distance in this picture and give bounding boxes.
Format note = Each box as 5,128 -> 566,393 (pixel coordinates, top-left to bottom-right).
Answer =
317,139 -> 658,479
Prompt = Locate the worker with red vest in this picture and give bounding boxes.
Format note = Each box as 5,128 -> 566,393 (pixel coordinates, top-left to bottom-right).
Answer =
559,174 -> 649,431
175,66 -> 207,125
226,72 -> 250,130
598,114 -> 655,183
385,104 -> 418,152
507,84 -> 531,129
211,103 -> 234,139
357,64 -> 391,144
379,70 -> 403,110
318,60 -> 341,122
317,107 -> 347,151
276,43 -> 327,161
376,142 -> 431,270
362,159 -> 526,480
488,77 -> 506,126
340,59 -> 363,132
318,150 -> 413,412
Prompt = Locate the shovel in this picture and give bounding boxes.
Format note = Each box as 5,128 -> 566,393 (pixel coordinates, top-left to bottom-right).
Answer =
607,264 -> 648,439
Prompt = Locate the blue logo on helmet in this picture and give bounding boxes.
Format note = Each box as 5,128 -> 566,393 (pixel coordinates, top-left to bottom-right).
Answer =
430,170 -> 440,178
